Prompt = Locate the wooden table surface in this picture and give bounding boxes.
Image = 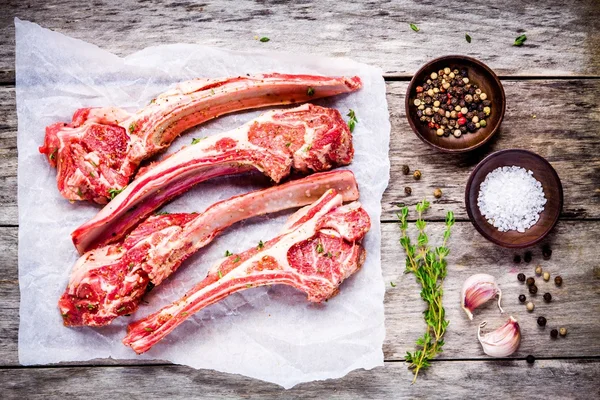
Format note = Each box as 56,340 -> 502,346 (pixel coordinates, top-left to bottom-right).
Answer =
1,1 -> 599,398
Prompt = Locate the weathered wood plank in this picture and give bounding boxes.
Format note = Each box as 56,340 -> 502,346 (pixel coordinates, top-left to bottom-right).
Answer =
1,79 -> 599,224
1,0 -> 599,83
1,220 -> 598,365
1,359 -> 599,399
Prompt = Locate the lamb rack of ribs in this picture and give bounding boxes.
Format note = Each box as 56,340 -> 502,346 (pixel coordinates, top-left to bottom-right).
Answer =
123,188 -> 370,354
59,170 -> 360,327
40,73 -> 361,204
72,104 -> 354,254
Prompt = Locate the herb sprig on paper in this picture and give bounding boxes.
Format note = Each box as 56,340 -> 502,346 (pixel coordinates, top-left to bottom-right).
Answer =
397,200 -> 454,383
347,109 -> 358,132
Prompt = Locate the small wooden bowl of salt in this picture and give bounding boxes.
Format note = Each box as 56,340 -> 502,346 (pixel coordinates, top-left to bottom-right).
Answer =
465,149 -> 563,248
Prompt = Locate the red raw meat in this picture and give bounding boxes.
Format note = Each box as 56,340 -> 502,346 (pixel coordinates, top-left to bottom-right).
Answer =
39,73 -> 362,203
72,104 -> 354,254
59,171 -> 360,327
122,188 -> 370,354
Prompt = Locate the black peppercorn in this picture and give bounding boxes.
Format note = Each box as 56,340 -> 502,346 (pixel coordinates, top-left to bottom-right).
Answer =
518,294 -> 526,303
526,355 -> 535,364
526,277 -> 535,286
542,245 -> 552,260
543,292 -> 552,302
550,329 -> 558,339
514,255 -> 521,263
402,165 -> 410,175
517,273 -> 526,282
537,316 -> 547,327
554,276 -> 563,286
524,251 -> 532,263
404,186 -> 412,196
529,284 -> 538,294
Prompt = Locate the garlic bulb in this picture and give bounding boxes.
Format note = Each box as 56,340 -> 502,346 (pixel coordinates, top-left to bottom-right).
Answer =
461,273 -> 504,320
478,316 -> 521,357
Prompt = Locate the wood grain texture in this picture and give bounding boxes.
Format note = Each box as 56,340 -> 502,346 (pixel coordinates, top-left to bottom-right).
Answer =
0,79 -> 599,224
1,0 -> 600,83
1,360 -> 599,399
1,220 -> 598,365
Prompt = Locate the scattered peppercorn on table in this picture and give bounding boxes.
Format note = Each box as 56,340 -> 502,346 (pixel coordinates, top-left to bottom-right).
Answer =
1,1 -> 599,398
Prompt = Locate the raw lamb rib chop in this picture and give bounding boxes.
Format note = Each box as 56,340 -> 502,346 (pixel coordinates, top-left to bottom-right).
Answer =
59,171 -> 360,327
40,73 -> 362,203
123,188 -> 371,354
72,104 -> 354,254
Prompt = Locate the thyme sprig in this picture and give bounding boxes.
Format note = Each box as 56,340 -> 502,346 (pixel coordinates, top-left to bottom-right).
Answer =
397,200 -> 454,383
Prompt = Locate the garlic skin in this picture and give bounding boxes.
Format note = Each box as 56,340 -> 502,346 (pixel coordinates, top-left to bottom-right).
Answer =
478,316 -> 521,357
461,273 -> 504,320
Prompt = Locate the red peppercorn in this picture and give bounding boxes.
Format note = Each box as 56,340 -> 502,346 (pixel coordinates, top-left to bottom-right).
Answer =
428,121 -> 435,128
457,112 -> 463,117
416,86 -> 423,93
457,117 -> 467,126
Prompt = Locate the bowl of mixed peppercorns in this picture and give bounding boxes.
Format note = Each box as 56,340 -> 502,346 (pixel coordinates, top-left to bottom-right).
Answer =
406,55 -> 505,152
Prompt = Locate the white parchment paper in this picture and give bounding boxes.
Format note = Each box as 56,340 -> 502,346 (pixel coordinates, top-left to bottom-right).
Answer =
15,18 -> 390,388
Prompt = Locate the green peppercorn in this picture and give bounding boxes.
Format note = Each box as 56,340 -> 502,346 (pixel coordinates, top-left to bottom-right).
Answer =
402,165 -> 410,175
543,292 -> 552,302
526,277 -> 535,286
529,284 -> 538,294
433,188 -> 442,198
526,355 -> 535,364
413,170 -> 421,180
537,316 -> 547,327
517,273 -> 526,282
554,276 -> 563,286
518,294 -> 526,303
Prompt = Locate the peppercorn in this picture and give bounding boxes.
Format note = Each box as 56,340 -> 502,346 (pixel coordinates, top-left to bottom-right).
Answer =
535,265 -> 542,275
537,316 -> 547,327
526,355 -> 535,364
526,277 -> 535,286
543,271 -> 550,281
405,186 -> 412,196
543,292 -> 552,302
413,170 -> 421,180
526,302 -> 534,311
514,255 -> 521,263
559,327 -> 567,337
542,245 -> 552,260
554,276 -> 563,286
550,329 -> 558,338
519,294 -> 526,303
524,251 -> 532,263
402,165 -> 410,175
517,273 -> 526,282
529,284 -> 538,294
433,188 -> 442,198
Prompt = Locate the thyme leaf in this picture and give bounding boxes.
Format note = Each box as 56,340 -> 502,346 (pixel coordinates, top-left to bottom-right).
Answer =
513,34 -> 527,46
410,23 -> 420,32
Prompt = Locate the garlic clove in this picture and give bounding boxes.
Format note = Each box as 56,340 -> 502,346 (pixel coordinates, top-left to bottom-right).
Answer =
461,273 -> 504,320
478,316 -> 521,357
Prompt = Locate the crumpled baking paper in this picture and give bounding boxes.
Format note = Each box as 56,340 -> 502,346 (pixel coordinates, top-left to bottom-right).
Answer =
15,18 -> 390,388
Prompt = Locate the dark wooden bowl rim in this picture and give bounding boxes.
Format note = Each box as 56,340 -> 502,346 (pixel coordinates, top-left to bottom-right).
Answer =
405,55 -> 506,153
464,149 -> 564,248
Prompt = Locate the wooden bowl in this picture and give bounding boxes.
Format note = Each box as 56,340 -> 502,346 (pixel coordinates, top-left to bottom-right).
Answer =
465,149 -> 563,248
406,55 -> 505,153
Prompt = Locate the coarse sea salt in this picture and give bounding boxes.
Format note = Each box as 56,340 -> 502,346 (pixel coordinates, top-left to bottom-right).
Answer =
477,166 -> 547,233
